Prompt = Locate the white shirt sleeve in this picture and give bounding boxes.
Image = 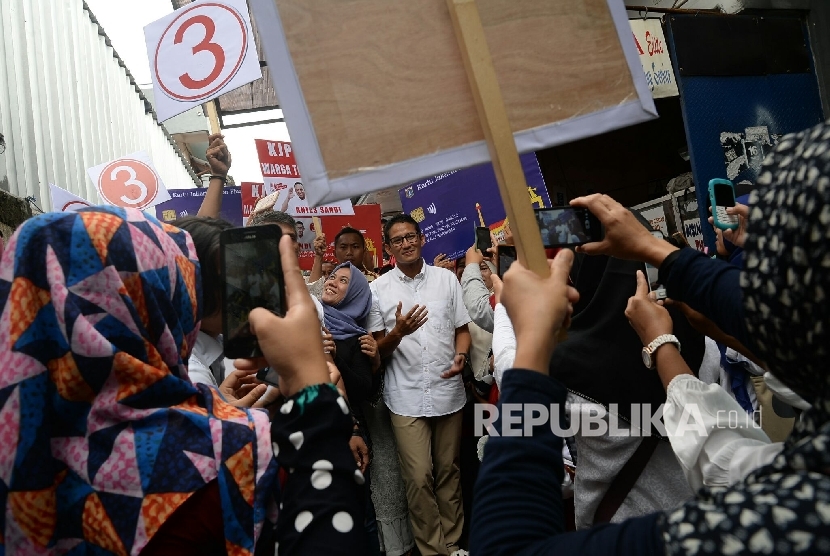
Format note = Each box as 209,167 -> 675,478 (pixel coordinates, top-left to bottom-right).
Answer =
492,303 -> 516,390
450,274 -> 472,329
366,287 -> 386,333
663,374 -> 782,492
188,354 -> 218,387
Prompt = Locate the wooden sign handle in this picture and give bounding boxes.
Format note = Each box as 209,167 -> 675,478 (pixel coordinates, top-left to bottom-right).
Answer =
312,216 -> 323,238
446,0 -> 549,278
205,100 -> 222,135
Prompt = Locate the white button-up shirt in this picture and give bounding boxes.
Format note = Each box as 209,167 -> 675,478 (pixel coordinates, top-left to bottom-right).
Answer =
368,261 -> 471,418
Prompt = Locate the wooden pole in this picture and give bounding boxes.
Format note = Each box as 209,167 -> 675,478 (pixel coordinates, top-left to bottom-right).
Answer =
205,100 -> 222,135
312,216 -> 323,238
446,0 -> 549,278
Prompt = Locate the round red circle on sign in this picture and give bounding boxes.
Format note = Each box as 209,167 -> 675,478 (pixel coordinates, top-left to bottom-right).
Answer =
62,200 -> 91,212
98,159 -> 160,210
154,2 -> 248,102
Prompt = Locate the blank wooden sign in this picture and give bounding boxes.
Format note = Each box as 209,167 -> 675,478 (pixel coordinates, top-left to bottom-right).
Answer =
250,0 -> 655,206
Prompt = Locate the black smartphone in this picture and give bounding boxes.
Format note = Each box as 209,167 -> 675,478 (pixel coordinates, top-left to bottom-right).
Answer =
256,366 -> 281,387
645,231 -> 667,300
534,207 -> 603,248
220,224 -> 286,359
475,226 -> 491,253
497,245 -> 517,278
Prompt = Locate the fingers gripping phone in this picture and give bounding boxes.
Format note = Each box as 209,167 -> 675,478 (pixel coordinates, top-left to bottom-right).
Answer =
708,178 -> 739,231
475,226 -> 492,253
534,207 -> 603,248
221,225 -> 287,359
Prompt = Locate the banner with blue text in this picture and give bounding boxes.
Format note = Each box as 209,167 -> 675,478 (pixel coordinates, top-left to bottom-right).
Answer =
399,153 -> 549,263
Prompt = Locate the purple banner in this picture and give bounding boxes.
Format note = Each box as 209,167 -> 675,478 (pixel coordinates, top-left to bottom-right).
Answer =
155,186 -> 244,227
398,153 -> 549,263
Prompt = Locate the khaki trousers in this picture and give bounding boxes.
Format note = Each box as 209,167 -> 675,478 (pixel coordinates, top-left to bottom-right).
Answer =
389,410 -> 464,556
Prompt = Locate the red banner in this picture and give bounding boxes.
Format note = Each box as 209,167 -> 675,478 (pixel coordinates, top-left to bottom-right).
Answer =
241,181 -> 266,223
295,204 -> 383,271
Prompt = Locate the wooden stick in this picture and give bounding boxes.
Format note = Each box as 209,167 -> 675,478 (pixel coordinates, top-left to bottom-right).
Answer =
446,0 -> 549,278
205,100 -> 222,134
312,216 -> 323,238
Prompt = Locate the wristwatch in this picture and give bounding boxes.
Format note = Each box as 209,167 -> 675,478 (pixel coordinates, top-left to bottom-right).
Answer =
641,334 -> 681,369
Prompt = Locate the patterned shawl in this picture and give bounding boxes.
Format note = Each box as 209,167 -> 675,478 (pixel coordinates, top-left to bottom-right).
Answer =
660,122 -> 830,554
0,208 -> 276,555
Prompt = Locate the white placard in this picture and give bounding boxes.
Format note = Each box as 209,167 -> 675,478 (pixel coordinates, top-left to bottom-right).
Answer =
248,0 -> 657,207
49,184 -> 93,213
144,0 -> 261,122
87,151 -> 172,211
629,20 -> 679,99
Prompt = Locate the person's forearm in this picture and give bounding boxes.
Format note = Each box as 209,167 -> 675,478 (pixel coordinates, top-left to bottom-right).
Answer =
461,264 -> 494,332
661,248 -> 750,346
273,383 -> 365,555
309,254 -> 324,283
377,330 -> 403,359
197,176 -> 226,218
454,325 -> 471,356
653,344 -> 694,390
280,196 -> 290,212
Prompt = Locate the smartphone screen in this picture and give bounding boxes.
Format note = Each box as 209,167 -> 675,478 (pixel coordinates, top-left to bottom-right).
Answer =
476,226 -> 491,252
713,182 -> 736,208
256,367 -> 281,387
534,207 -> 602,248
221,225 -> 286,359
497,245 -> 517,278
646,231 -> 667,300
709,179 -> 739,230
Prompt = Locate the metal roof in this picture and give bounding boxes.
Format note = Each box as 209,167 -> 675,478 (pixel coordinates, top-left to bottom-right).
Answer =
0,0 -> 201,211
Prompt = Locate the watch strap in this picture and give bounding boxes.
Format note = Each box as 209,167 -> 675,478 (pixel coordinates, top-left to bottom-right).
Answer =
645,334 -> 681,355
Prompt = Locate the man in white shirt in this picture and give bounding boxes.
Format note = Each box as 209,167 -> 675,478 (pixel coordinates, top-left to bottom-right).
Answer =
368,215 -> 472,556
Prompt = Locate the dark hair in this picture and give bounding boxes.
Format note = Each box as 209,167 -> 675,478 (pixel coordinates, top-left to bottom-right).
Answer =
334,226 -> 366,247
383,214 -> 421,243
173,216 -> 233,318
247,209 -> 296,229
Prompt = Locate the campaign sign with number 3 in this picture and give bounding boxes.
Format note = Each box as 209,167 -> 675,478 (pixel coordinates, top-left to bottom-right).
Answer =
144,0 -> 261,122
87,151 -> 172,211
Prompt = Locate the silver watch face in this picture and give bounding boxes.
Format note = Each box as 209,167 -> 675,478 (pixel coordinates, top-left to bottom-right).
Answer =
642,348 -> 652,368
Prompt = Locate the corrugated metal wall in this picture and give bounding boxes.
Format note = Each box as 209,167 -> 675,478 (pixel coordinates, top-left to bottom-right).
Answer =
0,0 -> 199,211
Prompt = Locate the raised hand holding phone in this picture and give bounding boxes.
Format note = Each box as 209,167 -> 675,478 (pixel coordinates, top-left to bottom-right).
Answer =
234,235 -> 330,398
708,178 -> 739,231
569,194 -> 678,266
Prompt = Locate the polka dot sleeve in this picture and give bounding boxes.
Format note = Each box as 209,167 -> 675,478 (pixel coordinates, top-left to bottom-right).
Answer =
271,383 -> 366,555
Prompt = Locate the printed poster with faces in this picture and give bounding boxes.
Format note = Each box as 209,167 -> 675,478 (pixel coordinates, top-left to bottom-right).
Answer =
144,0 -> 261,122
254,139 -> 354,216
86,151 -> 172,211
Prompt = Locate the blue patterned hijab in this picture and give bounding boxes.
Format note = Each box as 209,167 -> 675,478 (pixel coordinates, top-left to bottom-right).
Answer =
321,262 -> 371,340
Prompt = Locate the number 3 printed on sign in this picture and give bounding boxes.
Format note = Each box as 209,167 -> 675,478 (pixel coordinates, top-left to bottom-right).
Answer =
154,2 -> 249,102
175,15 -> 225,91
98,159 -> 159,211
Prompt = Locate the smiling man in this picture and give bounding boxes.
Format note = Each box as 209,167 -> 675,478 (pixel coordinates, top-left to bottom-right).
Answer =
367,214 -> 472,556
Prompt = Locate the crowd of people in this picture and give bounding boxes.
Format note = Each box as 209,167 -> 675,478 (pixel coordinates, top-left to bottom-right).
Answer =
1,121 -> 829,555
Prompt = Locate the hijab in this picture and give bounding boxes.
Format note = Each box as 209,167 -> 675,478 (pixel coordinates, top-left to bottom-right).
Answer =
322,262 -> 372,341
660,122 -> 830,554
0,208 -> 276,554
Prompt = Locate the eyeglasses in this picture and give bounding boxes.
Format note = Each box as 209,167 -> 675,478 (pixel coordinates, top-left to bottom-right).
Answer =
387,232 -> 419,248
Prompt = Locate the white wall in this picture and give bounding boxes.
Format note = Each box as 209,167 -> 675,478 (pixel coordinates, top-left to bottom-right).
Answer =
0,0 -> 199,211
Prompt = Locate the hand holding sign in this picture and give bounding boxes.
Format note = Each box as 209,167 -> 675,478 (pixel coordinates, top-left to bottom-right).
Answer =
87,151 -> 171,211
145,0 -> 261,122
